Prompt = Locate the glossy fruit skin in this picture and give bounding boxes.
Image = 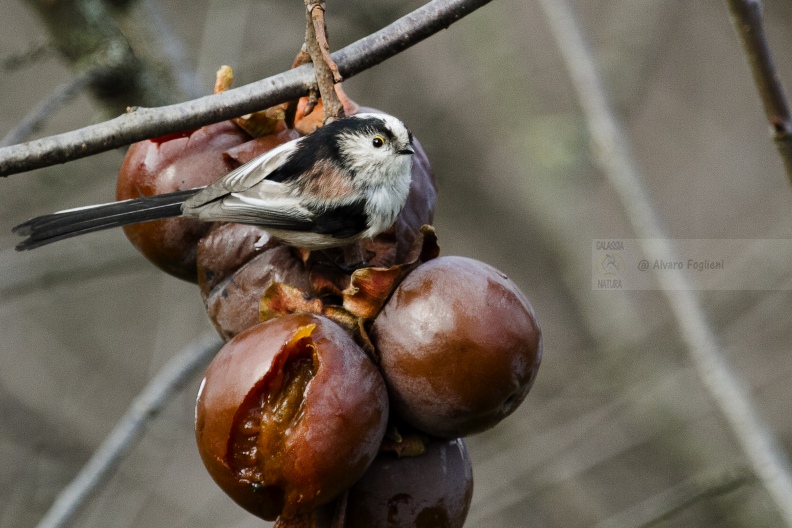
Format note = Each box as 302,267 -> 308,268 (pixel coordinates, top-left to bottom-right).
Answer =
371,256 -> 542,438
197,223 -> 311,341
195,314 -> 389,521
345,439 -> 473,528
116,121 -> 251,282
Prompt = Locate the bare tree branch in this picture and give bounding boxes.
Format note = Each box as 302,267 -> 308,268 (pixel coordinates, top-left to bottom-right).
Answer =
22,0 -> 182,114
594,468 -> 752,528
0,0 -> 494,177
537,0 -> 792,525
34,332 -> 222,528
137,0 -> 204,99
0,238 -> 139,300
2,41 -> 53,72
0,69 -> 98,148
725,0 -> 792,185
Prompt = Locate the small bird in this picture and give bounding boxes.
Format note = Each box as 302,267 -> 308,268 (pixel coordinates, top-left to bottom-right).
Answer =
13,113 -> 415,251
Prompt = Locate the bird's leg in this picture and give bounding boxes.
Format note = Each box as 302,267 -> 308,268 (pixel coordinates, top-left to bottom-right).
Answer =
316,243 -> 369,273
343,242 -> 370,269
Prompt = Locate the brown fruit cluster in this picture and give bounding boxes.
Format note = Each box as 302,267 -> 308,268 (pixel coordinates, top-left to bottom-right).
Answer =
117,68 -> 541,527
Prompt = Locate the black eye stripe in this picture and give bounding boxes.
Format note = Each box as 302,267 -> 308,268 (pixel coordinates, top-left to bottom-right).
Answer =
381,128 -> 396,141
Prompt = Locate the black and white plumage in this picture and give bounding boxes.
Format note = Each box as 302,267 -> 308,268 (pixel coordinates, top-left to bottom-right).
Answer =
13,113 -> 415,251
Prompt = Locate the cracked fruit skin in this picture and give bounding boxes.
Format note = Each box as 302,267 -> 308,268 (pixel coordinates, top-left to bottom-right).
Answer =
371,256 -> 542,438
195,314 -> 389,521
116,121 -> 251,282
345,438 -> 473,528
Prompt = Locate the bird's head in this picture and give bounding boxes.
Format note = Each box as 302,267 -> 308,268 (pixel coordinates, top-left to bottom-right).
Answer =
333,113 -> 414,187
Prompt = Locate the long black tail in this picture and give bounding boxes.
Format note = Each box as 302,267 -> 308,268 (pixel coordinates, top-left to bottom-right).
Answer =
13,188 -> 203,250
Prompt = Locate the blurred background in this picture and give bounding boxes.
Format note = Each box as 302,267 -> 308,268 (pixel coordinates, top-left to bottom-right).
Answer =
2,0 -> 792,526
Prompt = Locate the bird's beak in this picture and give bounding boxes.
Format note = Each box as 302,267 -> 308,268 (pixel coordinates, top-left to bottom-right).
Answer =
398,147 -> 414,155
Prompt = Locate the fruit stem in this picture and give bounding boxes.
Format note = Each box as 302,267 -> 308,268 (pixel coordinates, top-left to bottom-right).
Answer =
302,0 -> 344,123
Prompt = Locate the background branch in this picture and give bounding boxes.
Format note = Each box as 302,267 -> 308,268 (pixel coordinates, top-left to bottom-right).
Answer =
136,0 -> 204,99
22,0 -> 184,114
594,468 -> 752,528
0,68 -> 98,148
0,0 -> 494,177
34,333 -> 222,528
2,41 -> 53,72
537,0 -> 792,525
725,0 -> 792,185
0,238 -> 139,300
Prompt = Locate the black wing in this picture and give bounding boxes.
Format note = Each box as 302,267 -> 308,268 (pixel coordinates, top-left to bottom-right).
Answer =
312,200 -> 369,239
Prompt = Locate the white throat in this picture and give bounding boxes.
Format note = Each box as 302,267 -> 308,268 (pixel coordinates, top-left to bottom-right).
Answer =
361,156 -> 413,236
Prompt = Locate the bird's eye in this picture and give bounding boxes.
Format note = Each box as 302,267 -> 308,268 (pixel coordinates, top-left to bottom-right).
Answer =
372,136 -> 385,148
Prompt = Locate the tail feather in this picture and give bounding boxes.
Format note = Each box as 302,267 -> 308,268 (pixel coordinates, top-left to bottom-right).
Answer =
14,188 -> 203,250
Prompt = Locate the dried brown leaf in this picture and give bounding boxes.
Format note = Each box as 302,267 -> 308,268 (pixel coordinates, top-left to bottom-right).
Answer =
341,225 -> 439,320
214,65 -> 234,94
260,281 -> 324,322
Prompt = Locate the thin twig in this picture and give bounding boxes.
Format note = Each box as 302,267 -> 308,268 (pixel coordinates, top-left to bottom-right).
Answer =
2,41 -> 53,72
537,0 -> 792,525
23,0 -> 181,114
292,46 -> 313,69
304,0 -> 344,121
311,4 -> 343,84
34,332 -> 222,528
0,239 -> 140,300
594,469 -> 752,528
0,69 -> 98,148
289,46 -> 314,123
725,0 -> 792,185
138,0 -> 204,99
0,0 -> 495,177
